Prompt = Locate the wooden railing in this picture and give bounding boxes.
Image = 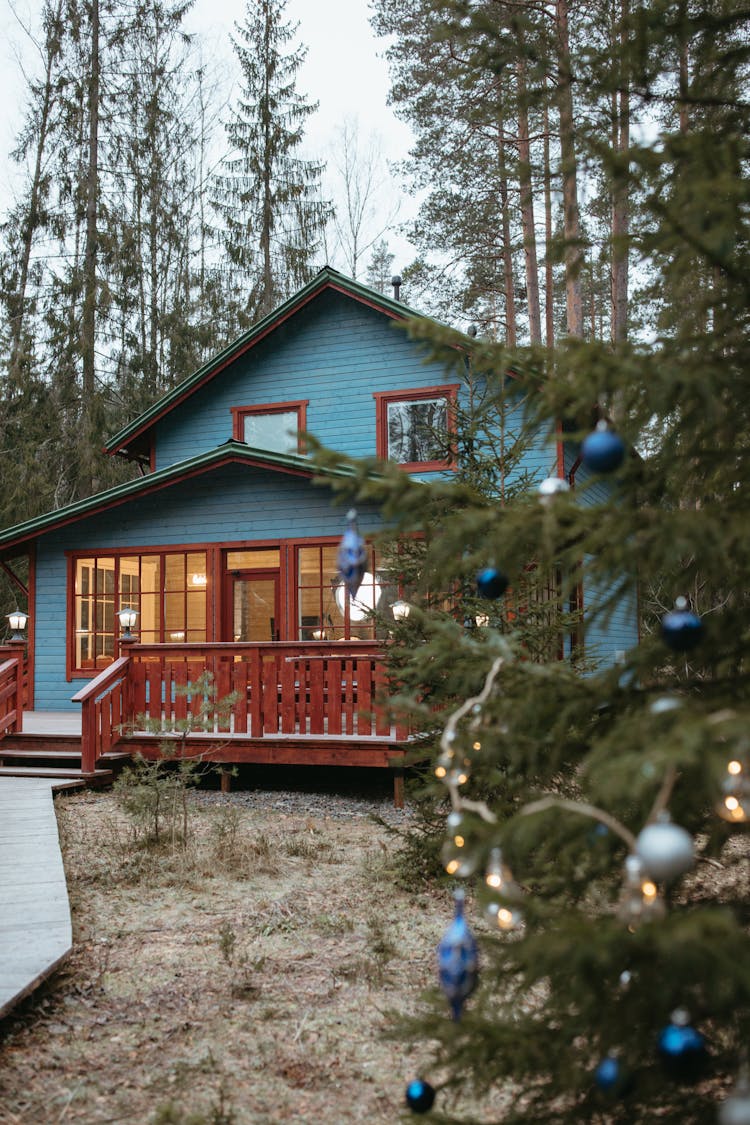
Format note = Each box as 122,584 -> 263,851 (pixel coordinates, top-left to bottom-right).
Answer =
72,656 -> 131,774
0,655 -> 23,740
72,642 -> 408,773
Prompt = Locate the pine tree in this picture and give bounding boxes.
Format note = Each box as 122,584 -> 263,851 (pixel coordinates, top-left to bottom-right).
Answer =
212,0 -> 330,325
316,1 -> 750,1120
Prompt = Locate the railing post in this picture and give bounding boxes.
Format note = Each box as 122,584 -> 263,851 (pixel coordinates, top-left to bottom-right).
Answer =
2,641 -> 26,733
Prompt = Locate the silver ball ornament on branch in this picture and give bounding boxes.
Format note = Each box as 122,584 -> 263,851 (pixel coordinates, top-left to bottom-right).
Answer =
538,476 -> 570,503
635,812 -> 695,883
719,1068 -> 750,1125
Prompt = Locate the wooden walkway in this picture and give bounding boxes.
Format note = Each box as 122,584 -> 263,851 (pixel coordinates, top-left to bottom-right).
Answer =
0,778 -> 75,1019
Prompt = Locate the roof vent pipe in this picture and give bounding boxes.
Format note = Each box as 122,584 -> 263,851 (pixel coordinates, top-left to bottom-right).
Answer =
391,275 -> 402,301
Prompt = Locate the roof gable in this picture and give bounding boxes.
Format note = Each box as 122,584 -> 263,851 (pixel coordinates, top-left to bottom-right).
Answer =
105,267 -> 422,460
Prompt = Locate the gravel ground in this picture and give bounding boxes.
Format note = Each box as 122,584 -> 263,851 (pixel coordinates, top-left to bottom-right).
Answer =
191,763 -> 417,826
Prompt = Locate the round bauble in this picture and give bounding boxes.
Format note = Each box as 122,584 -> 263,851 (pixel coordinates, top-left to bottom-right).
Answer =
581,421 -> 626,473
594,1054 -> 632,1097
405,1079 -> 436,1114
635,815 -> 694,882
538,476 -> 570,502
476,567 -> 509,599
661,598 -> 703,652
657,1010 -> 707,1081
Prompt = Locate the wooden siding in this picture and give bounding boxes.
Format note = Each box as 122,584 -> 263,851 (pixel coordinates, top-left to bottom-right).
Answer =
33,466 -> 384,711
154,292 -> 432,470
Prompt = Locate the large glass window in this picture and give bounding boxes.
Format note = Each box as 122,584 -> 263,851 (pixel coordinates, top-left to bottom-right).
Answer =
297,544 -> 398,641
231,401 -> 308,454
72,550 -> 207,672
374,386 -> 458,470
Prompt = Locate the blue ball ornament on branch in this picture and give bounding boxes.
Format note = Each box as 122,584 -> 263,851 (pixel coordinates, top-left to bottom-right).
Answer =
405,1079 -> 436,1114
581,420 -> 626,473
476,566 -> 509,599
661,597 -> 704,652
657,1009 -> 707,1081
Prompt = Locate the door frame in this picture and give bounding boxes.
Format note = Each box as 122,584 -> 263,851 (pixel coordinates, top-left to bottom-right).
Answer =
224,568 -> 282,642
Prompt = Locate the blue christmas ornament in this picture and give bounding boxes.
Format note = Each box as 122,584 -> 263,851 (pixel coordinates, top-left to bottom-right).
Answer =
336,509 -> 367,600
581,420 -> 626,473
658,1009 -> 707,1080
595,1054 -> 622,1091
437,888 -> 478,1020
476,566 -> 508,599
405,1079 -> 436,1114
661,597 -> 704,652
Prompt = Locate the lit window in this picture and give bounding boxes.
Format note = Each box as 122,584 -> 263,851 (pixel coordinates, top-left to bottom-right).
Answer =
374,386 -> 459,470
231,401 -> 308,454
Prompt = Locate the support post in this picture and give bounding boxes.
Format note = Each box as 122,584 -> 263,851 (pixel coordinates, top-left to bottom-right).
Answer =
393,766 -> 405,810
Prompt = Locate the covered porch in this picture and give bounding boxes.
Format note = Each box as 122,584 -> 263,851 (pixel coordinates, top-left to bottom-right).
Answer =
0,641 -> 410,804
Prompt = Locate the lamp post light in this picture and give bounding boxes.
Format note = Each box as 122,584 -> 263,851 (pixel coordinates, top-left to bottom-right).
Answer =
6,609 -> 28,643
117,607 -> 138,639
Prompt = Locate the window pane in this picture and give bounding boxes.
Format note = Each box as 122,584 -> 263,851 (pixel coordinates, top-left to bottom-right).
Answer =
165,592 -> 185,639
227,548 -> 280,570
243,411 -> 298,453
187,552 -> 207,589
387,398 -> 447,463
141,556 -> 160,595
165,554 -> 185,592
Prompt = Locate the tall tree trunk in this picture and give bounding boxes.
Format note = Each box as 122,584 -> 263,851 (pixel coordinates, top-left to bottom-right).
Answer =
496,109 -> 517,348
610,0 -> 630,345
555,0 -> 584,338
515,55 -> 542,344
8,0 -> 63,388
80,0 -> 100,494
542,100 -> 555,348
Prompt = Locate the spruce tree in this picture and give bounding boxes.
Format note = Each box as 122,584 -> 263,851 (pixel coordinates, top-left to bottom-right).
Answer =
212,0 -> 329,325
315,1 -> 750,1120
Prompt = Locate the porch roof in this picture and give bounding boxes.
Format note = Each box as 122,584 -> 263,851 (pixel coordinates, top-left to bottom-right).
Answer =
103,266 -> 431,461
0,441 -> 360,557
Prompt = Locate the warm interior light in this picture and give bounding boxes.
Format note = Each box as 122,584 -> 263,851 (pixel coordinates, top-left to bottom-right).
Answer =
334,573 -> 382,621
728,760 -> 743,775
641,880 -> 658,901
725,795 -> 740,811
191,573 -> 208,587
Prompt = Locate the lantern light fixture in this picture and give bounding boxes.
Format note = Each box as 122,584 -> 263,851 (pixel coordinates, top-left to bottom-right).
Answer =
117,607 -> 138,638
6,609 -> 28,641
391,599 -> 411,622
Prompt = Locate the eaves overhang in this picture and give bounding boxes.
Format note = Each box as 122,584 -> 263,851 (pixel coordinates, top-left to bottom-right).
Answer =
0,442 -> 361,558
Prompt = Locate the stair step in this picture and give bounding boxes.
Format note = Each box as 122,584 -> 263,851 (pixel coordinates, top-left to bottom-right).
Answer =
0,748 -> 82,761
0,766 -> 113,784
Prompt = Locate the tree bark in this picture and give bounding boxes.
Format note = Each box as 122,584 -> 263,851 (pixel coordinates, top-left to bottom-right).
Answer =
515,55 -> 542,344
555,0 -> 584,338
610,0 -> 630,345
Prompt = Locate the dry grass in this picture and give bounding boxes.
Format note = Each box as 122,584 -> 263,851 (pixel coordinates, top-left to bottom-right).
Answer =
0,790 -> 447,1125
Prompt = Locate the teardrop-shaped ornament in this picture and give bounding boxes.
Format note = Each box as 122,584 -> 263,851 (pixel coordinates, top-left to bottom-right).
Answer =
437,889 -> 478,1020
336,509 -> 368,600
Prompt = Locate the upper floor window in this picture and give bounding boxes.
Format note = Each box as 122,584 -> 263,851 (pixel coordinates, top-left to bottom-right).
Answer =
374,386 -> 459,471
231,400 -> 308,454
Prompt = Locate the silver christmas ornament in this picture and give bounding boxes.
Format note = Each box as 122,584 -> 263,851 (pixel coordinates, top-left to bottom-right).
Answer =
635,813 -> 695,882
719,1069 -> 750,1125
538,476 -> 571,503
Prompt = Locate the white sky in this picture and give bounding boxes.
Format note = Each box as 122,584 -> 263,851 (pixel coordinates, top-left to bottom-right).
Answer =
0,0 -> 417,272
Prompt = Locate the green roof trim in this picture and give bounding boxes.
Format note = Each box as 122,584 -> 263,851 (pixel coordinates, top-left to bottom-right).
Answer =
0,441 -> 360,555
104,266 -> 425,456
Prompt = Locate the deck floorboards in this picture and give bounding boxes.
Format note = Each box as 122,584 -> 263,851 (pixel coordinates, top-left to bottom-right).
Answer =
0,779 -> 73,1019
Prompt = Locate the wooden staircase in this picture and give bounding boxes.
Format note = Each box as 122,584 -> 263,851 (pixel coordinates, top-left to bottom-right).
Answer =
0,733 -> 131,788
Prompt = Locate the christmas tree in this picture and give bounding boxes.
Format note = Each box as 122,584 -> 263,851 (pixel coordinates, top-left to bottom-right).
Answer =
314,1 -> 750,1121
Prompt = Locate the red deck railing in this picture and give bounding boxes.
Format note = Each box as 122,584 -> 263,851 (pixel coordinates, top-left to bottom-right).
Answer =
0,654 -> 23,740
73,641 -> 407,774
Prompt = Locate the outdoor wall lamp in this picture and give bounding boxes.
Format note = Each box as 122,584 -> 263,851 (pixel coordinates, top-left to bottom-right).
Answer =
6,609 -> 28,641
117,606 -> 138,638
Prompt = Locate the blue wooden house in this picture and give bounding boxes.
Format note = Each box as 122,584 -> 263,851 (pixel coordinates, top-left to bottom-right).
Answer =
0,267 -> 638,796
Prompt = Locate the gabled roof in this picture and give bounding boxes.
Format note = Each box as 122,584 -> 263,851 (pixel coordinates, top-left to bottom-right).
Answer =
104,266 -> 423,460
0,442 -> 359,557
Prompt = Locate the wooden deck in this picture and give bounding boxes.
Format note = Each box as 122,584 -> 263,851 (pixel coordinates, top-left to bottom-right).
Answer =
0,778 -> 75,1019
19,711 -> 83,736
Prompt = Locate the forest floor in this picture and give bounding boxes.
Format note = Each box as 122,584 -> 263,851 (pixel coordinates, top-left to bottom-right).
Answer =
0,773 -> 499,1125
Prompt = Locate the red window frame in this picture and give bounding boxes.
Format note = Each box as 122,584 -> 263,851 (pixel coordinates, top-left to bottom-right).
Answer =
231,400 -> 308,454
67,547 -> 209,679
373,385 -> 460,471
